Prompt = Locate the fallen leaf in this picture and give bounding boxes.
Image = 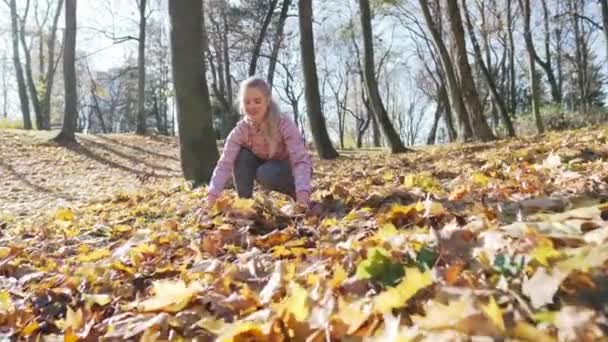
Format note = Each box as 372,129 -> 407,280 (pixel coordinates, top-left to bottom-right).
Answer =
522,268 -> 567,309
136,279 -> 202,312
373,267 -> 433,313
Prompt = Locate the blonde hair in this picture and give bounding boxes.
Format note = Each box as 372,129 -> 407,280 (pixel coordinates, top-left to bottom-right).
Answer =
239,76 -> 282,156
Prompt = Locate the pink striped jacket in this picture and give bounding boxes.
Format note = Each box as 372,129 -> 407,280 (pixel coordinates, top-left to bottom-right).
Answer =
207,115 -> 312,202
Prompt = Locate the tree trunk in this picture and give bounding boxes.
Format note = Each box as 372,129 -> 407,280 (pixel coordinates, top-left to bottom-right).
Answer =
298,0 -> 338,159
9,0 -> 32,130
249,0 -> 279,76
536,0 -> 561,103
169,0 -> 219,185
426,98 -> 444,145
462,0 -> 515,137
506,0 -> 516,115
445,0 -> 495,141
268,0 -> 291,88
53,0 -> 78,143
221,2 -> 236,134
2,50 -> 8,118
19,1 -> 44,130
519,0 -> 544,133
135,0 -> 147,135
42,0 -> 63,130
419,0 -> 472,141
440,83 -> 457,142
601,0 -> 608,69
358,0 -> 408,152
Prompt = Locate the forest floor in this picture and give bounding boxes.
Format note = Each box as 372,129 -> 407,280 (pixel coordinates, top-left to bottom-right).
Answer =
1,126 -> 608,340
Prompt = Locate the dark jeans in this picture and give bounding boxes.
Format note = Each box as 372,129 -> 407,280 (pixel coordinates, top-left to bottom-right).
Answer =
234,148 -> 296,199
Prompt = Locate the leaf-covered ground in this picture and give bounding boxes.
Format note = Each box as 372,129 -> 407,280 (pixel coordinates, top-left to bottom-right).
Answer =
2,126 -> 608,341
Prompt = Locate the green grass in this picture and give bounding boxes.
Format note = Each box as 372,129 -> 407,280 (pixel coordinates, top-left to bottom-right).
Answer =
0,118 -> 23,129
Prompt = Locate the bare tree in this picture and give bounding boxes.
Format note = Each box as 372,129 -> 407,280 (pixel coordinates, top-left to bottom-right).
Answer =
445,0 -> 495,141
298,0 -> 338,158
462,0 -> 515,137
1,49 -> 8,119
5,0 -> 33,129
249,0 -> 279,76
358,0 -> 409,152
18,0 -> 46,129
53,0 -> 78,143
40,0 -> 64,130
135,0 -> 148,134
519,0 -> 544,133
267,0 -> 291,88
169,0 -> 219,184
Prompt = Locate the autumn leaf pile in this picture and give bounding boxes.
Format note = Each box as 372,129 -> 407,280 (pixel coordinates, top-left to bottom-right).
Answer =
2,126 -> 608,341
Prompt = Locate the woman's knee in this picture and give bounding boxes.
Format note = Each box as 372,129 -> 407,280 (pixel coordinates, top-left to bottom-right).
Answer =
234,148 -> 258,170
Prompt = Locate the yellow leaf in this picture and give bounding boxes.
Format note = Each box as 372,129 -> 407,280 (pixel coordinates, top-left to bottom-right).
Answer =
471,172 -> 490,187
530,239 -> 562,267
320,217 -> 339,228
64,329 -> 79,342
374,223 -> 399,242
232,198 -> 256,215
512,322 -> 556,342
335,297 -> 372,334
556,244 -> 608,273
84,294 -> 112,307
137,279 -> 202,313
373,267 -> 433,313
55,306 -> 83,331
412,297 -> 475,330
422,200 -> 445,217
533,310 -> 557,324
0,246 -> 10,259
77,248 -> 110,262
383,170 -> 394,182
21,321 -> 39,336
329,264 -> 347,289
404,173 -> 443,193
480,296 -> 505,332
197,317 -> 226,334
113,225 -> 132,233
217,322 -> 265,342
0,290 -> 14,313
111,261 -> 135,275
56,209 -> 75,221
278,283 -> 309,322
307,273 -> 320,286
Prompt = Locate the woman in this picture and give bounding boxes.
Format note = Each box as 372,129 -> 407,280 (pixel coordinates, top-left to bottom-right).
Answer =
206,76 -> 312,207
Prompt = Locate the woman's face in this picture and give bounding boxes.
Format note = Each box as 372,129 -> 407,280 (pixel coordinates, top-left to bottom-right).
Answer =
243,87 -> 269,125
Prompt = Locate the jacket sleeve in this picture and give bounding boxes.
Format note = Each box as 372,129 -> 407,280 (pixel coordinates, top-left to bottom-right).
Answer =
207,122 -> 247,199
279,116 -> 312,195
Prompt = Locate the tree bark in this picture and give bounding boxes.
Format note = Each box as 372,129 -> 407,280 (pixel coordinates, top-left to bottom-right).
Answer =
506,0 -> 516,115
19,0 -> 44,130
54,0 -> 78,143
135,0 -> 147,135
445,0 -> 495,141
1,50 -> 7,118
8,0 -> 32,129
358,0 -> 408,152
601,0 -> 608,71
169,0 -> 219,185
536,0 -> 561,103
462,0 -> 515,137
418,0 -> 472,141
519,0 -> 544,133
249,0 -> 279,76
41,0 -> 63,130
267,0 -> 291,88
298,0 -> 338,159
